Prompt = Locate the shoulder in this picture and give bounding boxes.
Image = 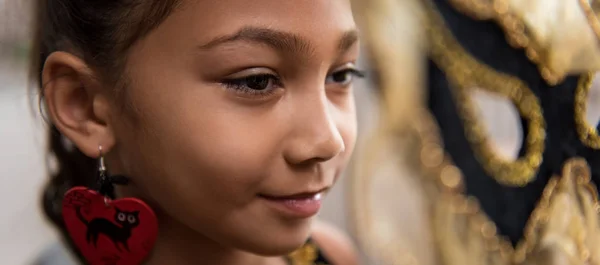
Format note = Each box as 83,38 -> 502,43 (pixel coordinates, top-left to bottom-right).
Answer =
311,219 -> 360,265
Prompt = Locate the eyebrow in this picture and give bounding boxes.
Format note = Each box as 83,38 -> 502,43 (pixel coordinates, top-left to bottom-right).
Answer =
199,27 -> 359,56
338,30 -> 359,53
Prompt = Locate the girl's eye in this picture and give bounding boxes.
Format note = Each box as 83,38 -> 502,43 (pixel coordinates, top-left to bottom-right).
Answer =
326,68 -> 366,86
221,74 -> 282,98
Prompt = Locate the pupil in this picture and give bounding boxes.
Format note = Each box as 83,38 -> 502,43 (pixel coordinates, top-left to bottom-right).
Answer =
333,72 -> 348,83
247,76 -> 269,90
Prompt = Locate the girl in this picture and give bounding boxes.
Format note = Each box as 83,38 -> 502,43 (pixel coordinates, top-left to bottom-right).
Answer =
33,0 -> 362,264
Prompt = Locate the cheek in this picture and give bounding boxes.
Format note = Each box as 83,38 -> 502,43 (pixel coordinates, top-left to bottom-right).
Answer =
327,93 -> 357,183
336,91 -> 357,155
113,73 -> 288,211
340,98 -> 358,164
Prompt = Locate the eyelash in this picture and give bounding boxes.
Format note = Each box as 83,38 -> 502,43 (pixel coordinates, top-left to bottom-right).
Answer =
221,67 -> 366,98
326,68 -> 366,86
222,74 -> 283,98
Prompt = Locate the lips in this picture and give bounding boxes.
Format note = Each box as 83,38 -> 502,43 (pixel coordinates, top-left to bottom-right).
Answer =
259,189 -> 327,218
259,191 -> 323,201
259,187 -> 329,200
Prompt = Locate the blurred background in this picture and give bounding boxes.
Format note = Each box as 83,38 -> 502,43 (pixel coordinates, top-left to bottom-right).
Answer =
3,1 -> 600,265
1,1 -> 59,265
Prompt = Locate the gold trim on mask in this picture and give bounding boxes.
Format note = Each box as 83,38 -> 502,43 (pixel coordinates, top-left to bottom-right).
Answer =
410,110 -> 598,265
445,0 -> 495,20
445,0 -> 561,85
575,72 -> 600,149
426,0 -> 545,187
412,112 -> 515,264
416,108 -> 600,265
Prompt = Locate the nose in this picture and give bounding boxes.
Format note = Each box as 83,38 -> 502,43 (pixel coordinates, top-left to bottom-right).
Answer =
283,93 -> 346,166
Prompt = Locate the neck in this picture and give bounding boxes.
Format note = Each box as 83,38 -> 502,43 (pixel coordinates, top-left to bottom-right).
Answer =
144,214 -> 287,265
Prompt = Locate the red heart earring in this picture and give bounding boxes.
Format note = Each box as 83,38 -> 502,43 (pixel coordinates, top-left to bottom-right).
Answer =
62,146 -> 159,265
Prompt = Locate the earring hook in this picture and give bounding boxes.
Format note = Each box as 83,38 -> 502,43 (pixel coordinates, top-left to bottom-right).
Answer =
96,145 -> 130,205
99,145 -> 106,173
98,145 -> 111,206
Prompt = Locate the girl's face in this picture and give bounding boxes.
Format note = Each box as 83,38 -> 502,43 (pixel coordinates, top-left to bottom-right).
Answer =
109,0 -> 358,255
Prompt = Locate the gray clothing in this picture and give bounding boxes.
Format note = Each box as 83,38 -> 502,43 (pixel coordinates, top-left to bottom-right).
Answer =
32,243 -> 78,265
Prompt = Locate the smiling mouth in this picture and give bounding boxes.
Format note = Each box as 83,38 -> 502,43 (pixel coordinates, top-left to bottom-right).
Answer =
259,190 -> 325,201
258,189 -> 327,218
259,186 -> 330,199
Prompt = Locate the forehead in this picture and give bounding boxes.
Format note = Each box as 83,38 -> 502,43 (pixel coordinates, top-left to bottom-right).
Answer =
154,0 -> 356,49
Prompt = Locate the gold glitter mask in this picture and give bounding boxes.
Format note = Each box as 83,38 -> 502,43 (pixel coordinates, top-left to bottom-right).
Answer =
350,0 -> 600,264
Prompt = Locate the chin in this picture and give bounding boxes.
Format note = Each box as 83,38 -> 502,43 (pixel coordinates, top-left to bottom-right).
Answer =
245,236 -> 310,256
233,220 -> 313,256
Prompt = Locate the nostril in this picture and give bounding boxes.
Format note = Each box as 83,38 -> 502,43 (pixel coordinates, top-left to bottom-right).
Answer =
286,146 -> 343,166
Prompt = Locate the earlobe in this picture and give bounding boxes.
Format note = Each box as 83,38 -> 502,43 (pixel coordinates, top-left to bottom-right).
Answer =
42,51 -> 116,158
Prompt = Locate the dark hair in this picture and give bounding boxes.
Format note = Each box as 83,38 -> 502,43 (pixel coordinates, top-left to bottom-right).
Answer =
30,0 -> 180,261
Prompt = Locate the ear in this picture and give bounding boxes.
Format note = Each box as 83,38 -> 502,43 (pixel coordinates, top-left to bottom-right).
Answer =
42,51 -> 116,158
